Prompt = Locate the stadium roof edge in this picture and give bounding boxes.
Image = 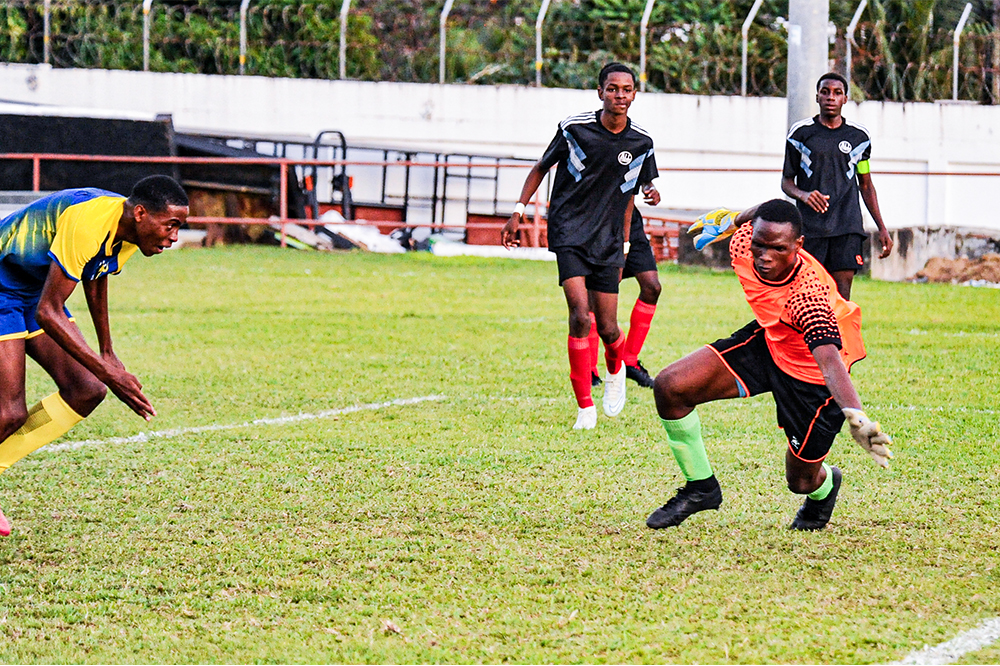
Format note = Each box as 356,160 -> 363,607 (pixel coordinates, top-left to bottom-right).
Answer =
0,99 -> 162,122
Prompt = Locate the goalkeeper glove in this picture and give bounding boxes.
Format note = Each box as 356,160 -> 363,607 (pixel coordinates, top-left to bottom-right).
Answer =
688,209 -> 738,250
842,408 -> 894,469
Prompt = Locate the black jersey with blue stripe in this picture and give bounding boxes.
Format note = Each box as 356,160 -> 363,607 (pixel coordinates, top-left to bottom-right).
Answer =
538,110 -> 658,266
783,116 -> 872,239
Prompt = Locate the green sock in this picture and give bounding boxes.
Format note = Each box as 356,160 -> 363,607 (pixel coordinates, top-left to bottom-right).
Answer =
808,463 -> 834,500
661,410 -> 714,482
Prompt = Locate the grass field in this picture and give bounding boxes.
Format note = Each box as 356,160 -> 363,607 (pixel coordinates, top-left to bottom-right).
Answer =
0,246 -> 998,664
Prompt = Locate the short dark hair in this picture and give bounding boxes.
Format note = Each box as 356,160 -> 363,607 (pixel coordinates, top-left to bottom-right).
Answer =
128,175 -> 188,212
599,62 -> 637,88
816,72 -> 848,92
755,199 -> 802,237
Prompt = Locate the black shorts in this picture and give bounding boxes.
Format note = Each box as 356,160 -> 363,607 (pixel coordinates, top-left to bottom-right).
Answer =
622,233 -> 657,280
708,321 -> 845,463
555,249 -> 620,294
803,234 -> 865,274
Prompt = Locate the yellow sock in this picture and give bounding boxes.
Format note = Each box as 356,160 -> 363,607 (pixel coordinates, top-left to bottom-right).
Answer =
0,392 -> 84,474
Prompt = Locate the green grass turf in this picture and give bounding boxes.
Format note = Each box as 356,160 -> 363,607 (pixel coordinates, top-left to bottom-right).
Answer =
1,247 -> 998,663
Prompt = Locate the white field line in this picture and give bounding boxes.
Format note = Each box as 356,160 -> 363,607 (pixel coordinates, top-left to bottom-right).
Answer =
42,395 -> 446,453
893,617 -> 1000,665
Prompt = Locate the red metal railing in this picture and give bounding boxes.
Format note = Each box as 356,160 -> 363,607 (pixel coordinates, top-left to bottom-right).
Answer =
5,152 -> 997,257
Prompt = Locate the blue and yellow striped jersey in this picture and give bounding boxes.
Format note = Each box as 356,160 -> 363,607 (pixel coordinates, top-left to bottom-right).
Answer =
0,188 -> 139,298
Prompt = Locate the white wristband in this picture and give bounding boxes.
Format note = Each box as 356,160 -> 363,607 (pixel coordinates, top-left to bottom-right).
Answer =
623,241 -> 631,254
513,202 -> 526,216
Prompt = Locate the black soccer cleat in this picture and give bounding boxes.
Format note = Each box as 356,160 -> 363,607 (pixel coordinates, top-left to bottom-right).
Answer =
789,466 -> 842,531
646,480 -> 723,529
591,371 -> 603,387
625,360 -> 655,388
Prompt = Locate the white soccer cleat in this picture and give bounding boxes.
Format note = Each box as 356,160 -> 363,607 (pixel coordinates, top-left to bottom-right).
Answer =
573,405 -> 597,430
602,364 -> 627,417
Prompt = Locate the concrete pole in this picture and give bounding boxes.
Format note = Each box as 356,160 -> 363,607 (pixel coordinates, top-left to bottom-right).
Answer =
439,0 -> 455,84
639,0 -> 655,92
43,0 -> 51,64
994,0 -> 1000,103
239,0 -> 251,75
952,3 -> 973,101
741,0 -> 764,96
339,0 -> 352,79
786,0 -> 830,129
534,0 -> 551,87
143,0 -> 153,71
845,0 -> 868,93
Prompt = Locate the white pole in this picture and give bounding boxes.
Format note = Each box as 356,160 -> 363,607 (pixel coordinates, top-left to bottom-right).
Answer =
43,0 -> 51,64
239,0 -> 251,75
534,0 -> 551,87
339,0 -> 352,79
741,0 -> 764,96
787,0 -> 830,129
953,2 -> 973,100
439,0 -> 455,84
846,0 -> 867,93
143,0 -> 153,71
639,0 -> 655,92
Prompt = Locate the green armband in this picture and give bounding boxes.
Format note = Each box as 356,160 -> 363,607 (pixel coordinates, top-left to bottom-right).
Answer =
856,160 -> 870,175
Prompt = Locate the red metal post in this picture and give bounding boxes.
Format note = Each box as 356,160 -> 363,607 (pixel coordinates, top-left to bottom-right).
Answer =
279,161 -> 288,249
530,190 -> 541,248
32,156 -> 41,191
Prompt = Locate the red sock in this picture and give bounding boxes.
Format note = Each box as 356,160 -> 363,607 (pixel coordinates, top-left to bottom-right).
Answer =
605,328 -> 625,374
624,299 -> 657,366
587,313 -> 599,376
568,336 -> 595,408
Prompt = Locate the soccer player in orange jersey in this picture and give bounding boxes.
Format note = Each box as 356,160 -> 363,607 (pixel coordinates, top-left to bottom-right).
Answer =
647,199 -> 892,531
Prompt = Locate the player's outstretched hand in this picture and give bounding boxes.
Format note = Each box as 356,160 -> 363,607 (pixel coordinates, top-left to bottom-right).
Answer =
688,209 -> 738,251
105,365 -> 157,421
842,407 -> 893,468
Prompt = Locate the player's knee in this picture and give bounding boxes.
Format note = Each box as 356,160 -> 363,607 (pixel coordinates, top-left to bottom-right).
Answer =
639,279 -> 661,304
595,321 -> 619,343
0,406 -> 29,440
64,379 -> 107,416
653,365 -> 686,416
568,309 -> 591,337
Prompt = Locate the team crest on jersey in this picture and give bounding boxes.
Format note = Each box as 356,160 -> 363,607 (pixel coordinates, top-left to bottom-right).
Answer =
838,140 -> 853,154
617,150 -> 633,165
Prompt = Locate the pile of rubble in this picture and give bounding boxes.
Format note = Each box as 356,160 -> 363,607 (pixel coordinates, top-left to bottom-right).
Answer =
914,254 -> 1000,286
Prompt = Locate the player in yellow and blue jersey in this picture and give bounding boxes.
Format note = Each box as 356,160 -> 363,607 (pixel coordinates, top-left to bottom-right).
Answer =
0,175 -> 189,536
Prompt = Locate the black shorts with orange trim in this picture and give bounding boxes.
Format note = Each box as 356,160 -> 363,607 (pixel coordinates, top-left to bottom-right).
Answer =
802,233 -> 865,274
555,249 -> 620,294
708,321 -> 846,463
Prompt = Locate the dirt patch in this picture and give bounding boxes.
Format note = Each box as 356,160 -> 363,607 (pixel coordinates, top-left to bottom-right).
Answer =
915,254 -> 1000,283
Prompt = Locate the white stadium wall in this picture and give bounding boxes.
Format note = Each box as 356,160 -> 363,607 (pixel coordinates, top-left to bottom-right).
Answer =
2,62 -> 999,278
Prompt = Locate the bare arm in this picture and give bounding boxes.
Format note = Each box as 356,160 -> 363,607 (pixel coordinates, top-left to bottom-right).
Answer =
36,263 -> 155,419
811,344 -> 861,410
781,175 -> 829,214
623,197 -> 634,245
858,172 -> 893,259
501,161 -> 548,249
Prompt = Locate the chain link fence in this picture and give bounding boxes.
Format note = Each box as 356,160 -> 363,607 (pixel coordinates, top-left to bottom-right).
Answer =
0,0 -> 997,103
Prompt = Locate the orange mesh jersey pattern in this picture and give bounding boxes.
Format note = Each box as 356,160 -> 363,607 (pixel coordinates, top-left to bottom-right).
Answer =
729,223 -> 865,384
